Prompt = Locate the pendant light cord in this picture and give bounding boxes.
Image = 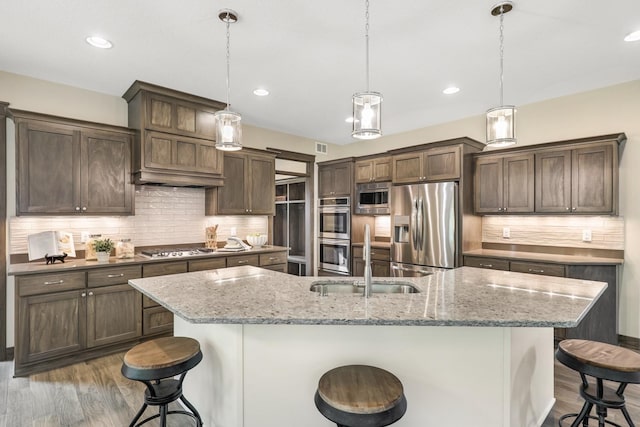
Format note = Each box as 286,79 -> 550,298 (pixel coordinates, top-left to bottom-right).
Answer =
499,5 -> 505,106
225,14 -> 231,111
365,0 -> 370,92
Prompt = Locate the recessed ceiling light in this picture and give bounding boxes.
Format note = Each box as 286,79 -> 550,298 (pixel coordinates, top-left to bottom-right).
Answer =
345,117 -> 355,123
443,86 -> 460,95
85,36 -> 113,49
624,30 -> 640,42
253,88 -> 269,96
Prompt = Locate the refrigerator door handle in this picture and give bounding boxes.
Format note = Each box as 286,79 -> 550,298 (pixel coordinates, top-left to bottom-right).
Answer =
417,197 -> 424,251
411,197 -> 419,250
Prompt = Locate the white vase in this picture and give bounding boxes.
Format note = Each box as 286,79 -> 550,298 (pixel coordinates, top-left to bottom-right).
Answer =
96,251 -> 110,263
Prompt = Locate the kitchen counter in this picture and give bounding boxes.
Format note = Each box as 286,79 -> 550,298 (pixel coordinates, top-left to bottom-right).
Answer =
128,265 -> 605,327
128,266 -> 605,427
463,248 -> 624,265
7,245 -> 289,275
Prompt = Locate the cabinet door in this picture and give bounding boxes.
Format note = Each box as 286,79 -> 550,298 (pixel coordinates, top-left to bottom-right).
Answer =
17,290 -> 86,365
572,144 -> 613,213
81,129 -> 133,214
535,150 -> 572,213
474,156 -> 503,213
372,260 -> 390,277
424,146 -> 461,181
86,284 -> 142,348
392,152 -> 423,184
143,131 -> 222,175
318,166 -> 336,197
503,154 -> 534,213
248,154 -> 275,214
16,120 -> 81,214
146,93 -> 217,139
330,163 -> 353,197
143,306 -> 174,336
216,152 -> 248,214
354,160 -> 374,183
352,257 -> 365,277
373,157 -> 392,182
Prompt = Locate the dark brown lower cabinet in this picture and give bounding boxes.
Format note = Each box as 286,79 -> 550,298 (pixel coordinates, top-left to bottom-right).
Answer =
141,261 -> 187,336
86,284 -> 142,348
17,289 -> 86,366
352,246 -> 391,277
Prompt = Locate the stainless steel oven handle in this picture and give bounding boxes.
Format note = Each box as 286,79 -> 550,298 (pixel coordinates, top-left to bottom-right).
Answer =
411,198 -> 418,249
417,197 -> 424,252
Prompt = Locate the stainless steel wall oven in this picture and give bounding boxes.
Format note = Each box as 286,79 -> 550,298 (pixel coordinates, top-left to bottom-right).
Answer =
318,197 -> 350,240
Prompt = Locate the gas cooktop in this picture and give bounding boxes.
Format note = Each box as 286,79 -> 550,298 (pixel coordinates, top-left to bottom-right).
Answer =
139,247 -> 216,259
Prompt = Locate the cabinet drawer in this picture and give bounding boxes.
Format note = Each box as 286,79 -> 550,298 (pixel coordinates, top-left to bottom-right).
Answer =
261,264 -> 287,273
353,246 -> 390,261
463,256 -> 509,271
143,261 -> 188,278
17,272 -> 86,296
189,257 -> 226,272
259,252 -> 287,266
510,261 -> 566,277
87,265 -> 142,288
143,294 -> 160,308
227,255 -> 259,267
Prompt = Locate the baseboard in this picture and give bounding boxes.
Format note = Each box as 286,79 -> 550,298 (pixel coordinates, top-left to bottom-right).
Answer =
618,334 -> 640,351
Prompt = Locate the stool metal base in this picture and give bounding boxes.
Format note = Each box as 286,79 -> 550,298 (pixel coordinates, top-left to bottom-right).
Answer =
129,377 -> 203,427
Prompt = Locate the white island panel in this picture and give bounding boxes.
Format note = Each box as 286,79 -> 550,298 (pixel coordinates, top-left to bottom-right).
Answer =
176,317 -> 553,427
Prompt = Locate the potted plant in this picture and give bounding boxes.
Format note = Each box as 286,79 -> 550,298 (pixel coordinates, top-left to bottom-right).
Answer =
92,238 -> 115,262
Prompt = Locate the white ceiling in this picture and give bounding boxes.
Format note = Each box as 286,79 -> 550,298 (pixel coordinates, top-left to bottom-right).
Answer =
1,1 -> 639,145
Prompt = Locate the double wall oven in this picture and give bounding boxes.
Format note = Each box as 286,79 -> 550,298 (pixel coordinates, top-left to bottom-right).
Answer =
318,197 -> 350,275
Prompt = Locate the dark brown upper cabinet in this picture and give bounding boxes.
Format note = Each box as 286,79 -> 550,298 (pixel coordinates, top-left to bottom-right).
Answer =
474,153 -> 534,214
123,80 -> 226,187
205,149 -> 276,215
392,145 -> 461,184
355,156 -> 392,183
536,143 -> 614,214
12,110 -> 134,216
473,133 -> 624,215
318,159 -> 354,198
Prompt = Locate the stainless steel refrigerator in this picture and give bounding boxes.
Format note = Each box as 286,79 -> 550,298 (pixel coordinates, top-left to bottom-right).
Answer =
390,181 -> 457,277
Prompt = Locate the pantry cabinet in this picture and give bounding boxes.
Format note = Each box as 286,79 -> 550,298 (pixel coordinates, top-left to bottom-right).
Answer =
205,149 -> 276,215
12,110 -> 134,216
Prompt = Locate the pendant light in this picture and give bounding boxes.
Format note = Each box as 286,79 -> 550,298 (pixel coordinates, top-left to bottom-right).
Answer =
486,1 -> 516,148
352,0 -> 382,140
214,9 -> 242,151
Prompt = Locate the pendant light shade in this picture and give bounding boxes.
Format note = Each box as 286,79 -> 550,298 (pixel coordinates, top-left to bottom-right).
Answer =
486,1 -> 516,148
352,0 -> 382,140
215,9 -> 242,151
352,91 -> 382,139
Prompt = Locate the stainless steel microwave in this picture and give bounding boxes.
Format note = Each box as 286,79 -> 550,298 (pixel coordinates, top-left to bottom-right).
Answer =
355,182 -> 390,215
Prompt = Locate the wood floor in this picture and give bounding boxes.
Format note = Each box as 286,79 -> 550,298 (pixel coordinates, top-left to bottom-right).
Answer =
1,350 -> 640,426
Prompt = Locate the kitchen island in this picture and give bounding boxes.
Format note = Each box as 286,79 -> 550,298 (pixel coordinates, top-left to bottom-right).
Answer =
128,266 -> 607,427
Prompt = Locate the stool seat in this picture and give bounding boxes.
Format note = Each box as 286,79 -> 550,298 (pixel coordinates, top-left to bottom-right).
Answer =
556,339 -> 640,427
121,336 -> 203,427
315,365 -> 407,427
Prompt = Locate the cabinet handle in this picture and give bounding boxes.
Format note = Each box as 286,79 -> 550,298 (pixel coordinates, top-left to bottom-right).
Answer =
82,207 -> 87,211
237,260 -> 249,264
81,292 -> 87,297
88,291 -> 94,296
479,263 -> 493,268
75,207 -> 81,211
572,207 -> 577,211
498,208 -> 503,212
107,273 -> 125,278
268,257 -> 278,261
44,280 -> 64,285
566,207 -> 571,211
503,207 -> 508,212
528,268 -> 544,273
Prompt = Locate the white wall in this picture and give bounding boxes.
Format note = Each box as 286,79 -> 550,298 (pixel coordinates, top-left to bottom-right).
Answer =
2,70 -> 639,338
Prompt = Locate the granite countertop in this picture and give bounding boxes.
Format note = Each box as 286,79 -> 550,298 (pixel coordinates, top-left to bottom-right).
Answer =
463,248 -> 624,265
7,245 -> 289,276
128,265 -> 607,327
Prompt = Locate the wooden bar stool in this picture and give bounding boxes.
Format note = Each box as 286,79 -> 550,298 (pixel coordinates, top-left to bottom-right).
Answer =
556,339 -> 640,427
121,336 -> 203,427
314,364 -> 407,427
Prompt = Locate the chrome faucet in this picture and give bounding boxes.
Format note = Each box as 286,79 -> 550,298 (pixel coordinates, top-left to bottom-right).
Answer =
363,224 -> 372,298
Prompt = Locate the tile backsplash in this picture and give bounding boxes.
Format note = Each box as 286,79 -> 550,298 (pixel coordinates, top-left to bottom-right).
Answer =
9,186 -> 269,255
482,215 -> 624,250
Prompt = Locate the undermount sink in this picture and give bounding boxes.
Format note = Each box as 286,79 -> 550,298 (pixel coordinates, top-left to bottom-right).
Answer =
310,280 -> 420,296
